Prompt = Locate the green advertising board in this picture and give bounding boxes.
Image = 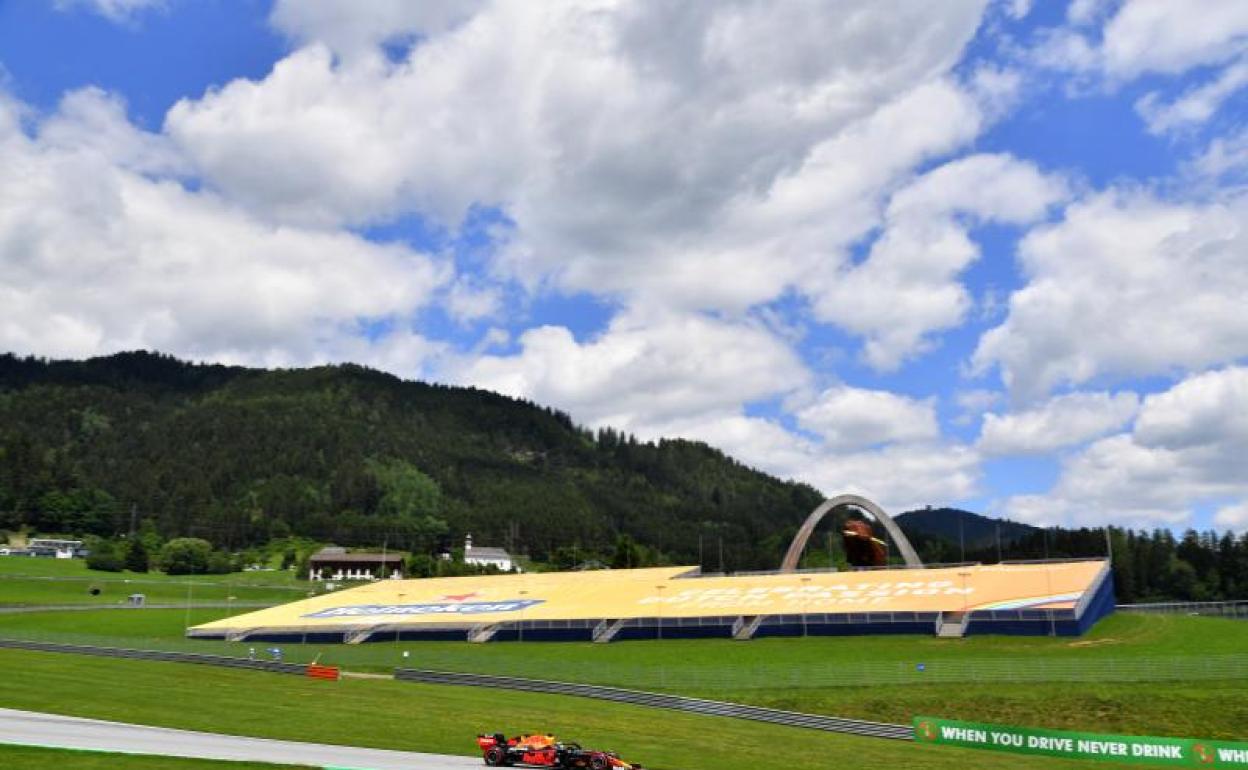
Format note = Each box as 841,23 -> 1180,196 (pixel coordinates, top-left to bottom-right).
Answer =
914,716 -> 1248,766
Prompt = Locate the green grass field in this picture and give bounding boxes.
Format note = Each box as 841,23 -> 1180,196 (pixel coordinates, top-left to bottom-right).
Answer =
0,745 -> 308,770
0,606 -> 1244,739
0,648 -> 1107,770
0,556 -> 316,606
6,606 -> 1245,665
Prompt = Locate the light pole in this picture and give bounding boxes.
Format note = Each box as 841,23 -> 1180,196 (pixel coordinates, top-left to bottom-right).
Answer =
184,579 -> 193,632
958,570 -> 972,617
518,589 -> 528,643
655,585 -> 665,640
800,577 -> 811,637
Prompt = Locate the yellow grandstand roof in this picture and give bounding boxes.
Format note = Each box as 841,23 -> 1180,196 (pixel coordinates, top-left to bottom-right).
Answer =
191,560 -> 1107,635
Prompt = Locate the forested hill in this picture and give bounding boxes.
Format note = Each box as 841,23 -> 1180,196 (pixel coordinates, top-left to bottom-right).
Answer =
0,351 -> 824,570
894,507 -> 1038,550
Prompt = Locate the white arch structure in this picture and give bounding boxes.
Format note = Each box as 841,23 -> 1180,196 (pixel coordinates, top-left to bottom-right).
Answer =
780,493 -> 923,571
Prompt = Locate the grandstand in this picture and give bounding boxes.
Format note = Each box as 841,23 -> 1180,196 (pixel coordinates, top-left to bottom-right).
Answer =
189,559 -> 1115,644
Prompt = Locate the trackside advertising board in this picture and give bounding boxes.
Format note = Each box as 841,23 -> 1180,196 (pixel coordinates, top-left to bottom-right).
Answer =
914,717 -> 1248,766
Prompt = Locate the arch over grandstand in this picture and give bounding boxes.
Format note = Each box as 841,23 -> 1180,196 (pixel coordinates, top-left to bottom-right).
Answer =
781,493 -> 923,571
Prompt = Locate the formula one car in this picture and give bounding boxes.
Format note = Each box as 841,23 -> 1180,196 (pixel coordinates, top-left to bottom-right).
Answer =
476,733 -> 642,769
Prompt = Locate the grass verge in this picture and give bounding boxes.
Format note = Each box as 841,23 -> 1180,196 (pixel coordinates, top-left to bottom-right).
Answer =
0,648 -> 1109,770
0,557 -> 311,606
0,744 -> 308,769
2,610 -> 1244,738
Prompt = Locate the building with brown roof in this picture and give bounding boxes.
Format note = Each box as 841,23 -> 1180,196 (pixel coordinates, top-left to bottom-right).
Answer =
308,547 -> 404,582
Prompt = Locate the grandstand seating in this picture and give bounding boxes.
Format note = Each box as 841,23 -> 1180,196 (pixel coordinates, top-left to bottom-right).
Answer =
189,559 -> 1113,642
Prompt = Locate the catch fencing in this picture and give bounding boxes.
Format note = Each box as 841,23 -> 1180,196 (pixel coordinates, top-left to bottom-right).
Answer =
394,668 -> 913,741
0,637 -> 307,675
393,653 -> 1248,691
1117,601 -> 1248,619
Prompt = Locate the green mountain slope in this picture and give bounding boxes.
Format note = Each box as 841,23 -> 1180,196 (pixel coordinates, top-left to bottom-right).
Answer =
0,351 -> 822,570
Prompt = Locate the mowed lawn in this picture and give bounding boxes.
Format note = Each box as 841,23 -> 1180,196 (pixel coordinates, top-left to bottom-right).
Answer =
0,648 -> 1106,770
0,557 -> 313,607
5,609 -> 1245,665
1,608 -> 1245,738
0,745 -> 309,770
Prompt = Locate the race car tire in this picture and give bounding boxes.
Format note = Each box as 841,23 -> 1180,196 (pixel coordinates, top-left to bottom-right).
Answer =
590,755 -> 609,770
484,746 -> 509,766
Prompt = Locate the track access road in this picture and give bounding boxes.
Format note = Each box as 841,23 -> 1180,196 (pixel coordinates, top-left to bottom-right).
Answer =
0,707 -> 478,769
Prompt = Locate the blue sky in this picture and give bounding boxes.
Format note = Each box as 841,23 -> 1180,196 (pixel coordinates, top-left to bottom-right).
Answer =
2,0 -> 1247,532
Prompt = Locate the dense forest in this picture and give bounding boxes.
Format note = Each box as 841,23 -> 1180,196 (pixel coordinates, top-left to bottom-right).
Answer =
905,510 -> 1248,603
0,352 -> 822,570
0,352 -> 1244,600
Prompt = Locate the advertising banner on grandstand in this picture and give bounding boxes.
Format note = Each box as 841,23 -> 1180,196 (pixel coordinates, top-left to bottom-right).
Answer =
191,560 -> 1107,637
914,716 -> 1248,766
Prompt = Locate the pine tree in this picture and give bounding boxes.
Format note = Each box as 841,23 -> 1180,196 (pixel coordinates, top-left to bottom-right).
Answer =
124,538 -> 149,573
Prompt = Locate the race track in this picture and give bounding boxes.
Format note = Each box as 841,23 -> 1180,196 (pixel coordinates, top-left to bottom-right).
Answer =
0,707 -> 479,769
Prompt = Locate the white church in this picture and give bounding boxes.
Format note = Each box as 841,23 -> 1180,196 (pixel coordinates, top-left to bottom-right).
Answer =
462,534 -> 518,572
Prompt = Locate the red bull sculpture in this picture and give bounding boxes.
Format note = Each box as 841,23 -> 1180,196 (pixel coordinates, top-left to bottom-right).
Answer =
842,518 -> 887,567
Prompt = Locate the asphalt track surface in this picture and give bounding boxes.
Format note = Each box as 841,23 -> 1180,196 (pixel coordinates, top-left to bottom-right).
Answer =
0,707 -> 480,769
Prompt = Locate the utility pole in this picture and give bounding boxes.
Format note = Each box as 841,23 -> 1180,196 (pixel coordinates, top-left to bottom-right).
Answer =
959,511 -> 966,563
184,580 -> 193,632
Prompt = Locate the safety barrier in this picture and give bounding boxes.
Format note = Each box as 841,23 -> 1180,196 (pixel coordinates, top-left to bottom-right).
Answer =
0,637 -> 307,675
393,668 -> 913,741
306,663 -> 341,681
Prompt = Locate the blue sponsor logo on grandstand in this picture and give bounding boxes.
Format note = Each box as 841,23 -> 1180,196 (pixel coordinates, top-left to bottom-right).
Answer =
302,599 -> 545,619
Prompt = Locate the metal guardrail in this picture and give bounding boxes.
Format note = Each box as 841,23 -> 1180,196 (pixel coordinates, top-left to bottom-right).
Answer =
0,638 -> 307,675
394,668 -> 913,741
394,653 -> 1248,691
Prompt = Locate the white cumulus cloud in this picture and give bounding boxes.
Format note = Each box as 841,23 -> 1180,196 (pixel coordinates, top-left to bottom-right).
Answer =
1215,501 -> 1248,530
974,190 -> 1248,400
454,309 -> 977,512
456,309 -> 808,434
1136,60 -> 1248,135
1031,0 -> 1248,132
1036,0 -> 1248,79
1003,367 -> 1248,528
269,0 -> 485,59
54,0 -> 165,22
795,386 -> 938,451
165,0 -> 996,323
0,88 -> 447,374
978,391 -> 1140,456
811,153 -> 1066,369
